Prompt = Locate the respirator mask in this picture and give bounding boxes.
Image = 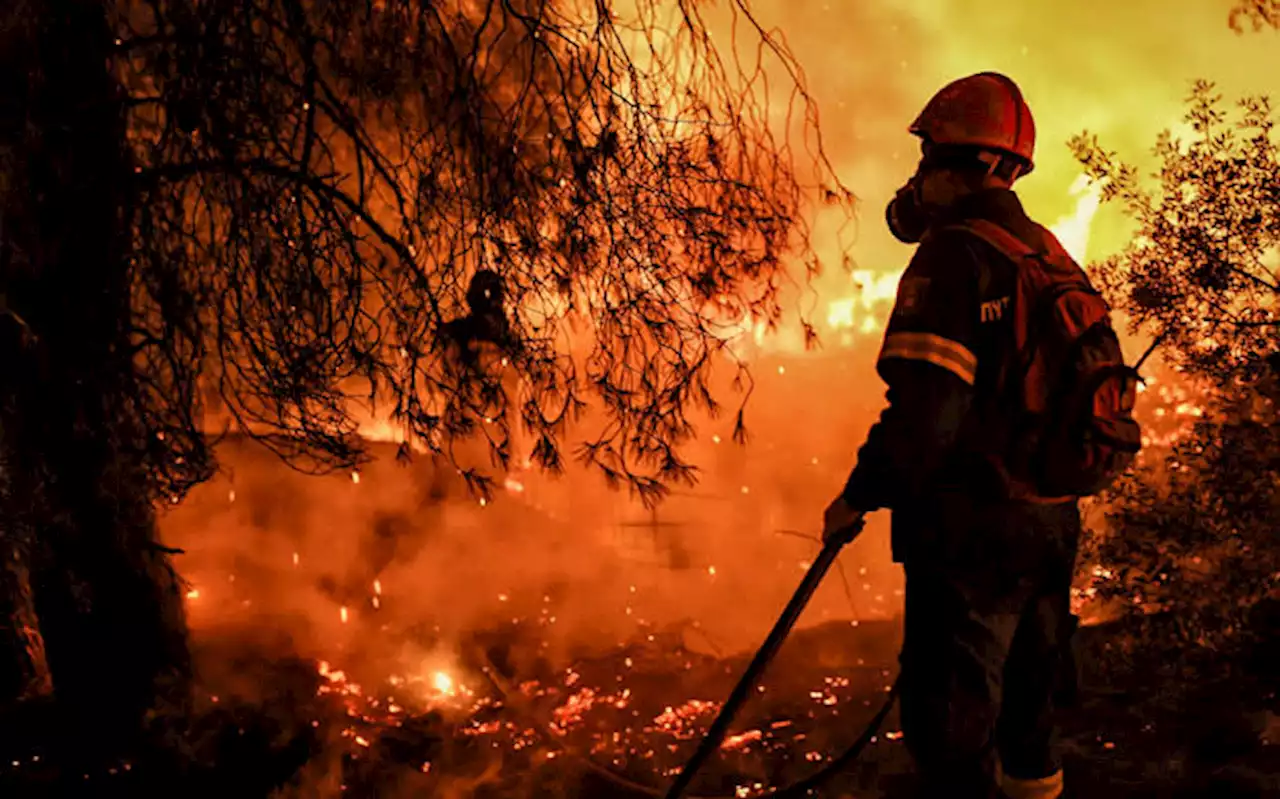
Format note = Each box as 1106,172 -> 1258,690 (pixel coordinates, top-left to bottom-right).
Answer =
886,145 -> 1019,244
886,143 -> 945,244
885,176 -> 932,244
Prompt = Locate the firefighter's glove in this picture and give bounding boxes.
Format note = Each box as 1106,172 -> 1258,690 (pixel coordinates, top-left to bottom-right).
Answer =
822,496 -> 865,547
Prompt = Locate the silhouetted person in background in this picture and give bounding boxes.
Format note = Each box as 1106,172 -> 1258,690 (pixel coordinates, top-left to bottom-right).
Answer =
437,269 -> 519,369
334,270 -> 522,602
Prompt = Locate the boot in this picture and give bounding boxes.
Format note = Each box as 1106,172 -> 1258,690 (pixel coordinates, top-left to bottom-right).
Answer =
996,758 -> 1065,799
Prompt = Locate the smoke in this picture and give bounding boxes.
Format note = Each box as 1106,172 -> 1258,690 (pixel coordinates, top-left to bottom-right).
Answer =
164,355 -> 900,667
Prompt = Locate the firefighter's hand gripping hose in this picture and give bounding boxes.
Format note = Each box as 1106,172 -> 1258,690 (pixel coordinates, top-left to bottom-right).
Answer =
476,515 -> 901,799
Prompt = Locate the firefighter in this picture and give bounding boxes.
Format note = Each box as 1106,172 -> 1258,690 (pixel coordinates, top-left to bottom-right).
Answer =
438,268 -> 518,367
428,268 -> 525,501
823,72 -> 1080,799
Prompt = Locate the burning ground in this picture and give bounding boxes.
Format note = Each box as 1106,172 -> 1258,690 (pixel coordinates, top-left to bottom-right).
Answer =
154,357 -> 919,798
27,423 -> 1272,799
79,512 -> 1280,799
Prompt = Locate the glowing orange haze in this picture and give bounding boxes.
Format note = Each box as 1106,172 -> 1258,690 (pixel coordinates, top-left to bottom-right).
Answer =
161,0 -> 1270,702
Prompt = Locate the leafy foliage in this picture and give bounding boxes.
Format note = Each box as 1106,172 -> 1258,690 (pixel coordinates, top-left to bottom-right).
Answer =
1229,0 -> 1280,31
1070,82 -> 1280,646
110,0 -> 854,504
1070,81 -> 1279,386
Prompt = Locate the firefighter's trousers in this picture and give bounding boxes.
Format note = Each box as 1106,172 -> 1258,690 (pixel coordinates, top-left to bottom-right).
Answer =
897,500 -> 1080,799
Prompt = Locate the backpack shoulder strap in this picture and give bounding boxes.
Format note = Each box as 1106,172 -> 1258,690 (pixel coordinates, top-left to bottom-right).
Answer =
940,219 -> 1098,304
936,218 -> 1040,264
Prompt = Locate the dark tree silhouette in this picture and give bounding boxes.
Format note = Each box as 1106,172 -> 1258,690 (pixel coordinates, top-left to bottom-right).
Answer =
1070,81 -> 1279,652
1,0 -> 191,772
0,0 -> 852,775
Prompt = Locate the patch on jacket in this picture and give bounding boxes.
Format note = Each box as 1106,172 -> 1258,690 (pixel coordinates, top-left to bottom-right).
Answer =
894,277 -> 931,318
980,295 -> 1010,322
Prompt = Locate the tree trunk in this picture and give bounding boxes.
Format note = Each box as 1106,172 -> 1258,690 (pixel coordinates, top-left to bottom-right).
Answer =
0,0 -> 191,772
0,529 -> 53,704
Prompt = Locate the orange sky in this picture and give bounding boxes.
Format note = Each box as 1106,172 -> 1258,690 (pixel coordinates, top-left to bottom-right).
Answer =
752,0 -> 1279,260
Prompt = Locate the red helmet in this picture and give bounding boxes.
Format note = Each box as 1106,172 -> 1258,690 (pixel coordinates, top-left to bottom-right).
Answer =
909,72 -> 1036,174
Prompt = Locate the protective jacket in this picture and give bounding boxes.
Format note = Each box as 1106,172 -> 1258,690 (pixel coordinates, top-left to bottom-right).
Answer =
841,187 -> 1077,566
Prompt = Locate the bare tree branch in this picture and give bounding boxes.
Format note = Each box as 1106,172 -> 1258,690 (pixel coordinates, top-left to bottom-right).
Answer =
107,0 -> 855,505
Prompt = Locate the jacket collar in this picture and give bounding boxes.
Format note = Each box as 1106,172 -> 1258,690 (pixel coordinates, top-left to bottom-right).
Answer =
934,188 -> 1028,227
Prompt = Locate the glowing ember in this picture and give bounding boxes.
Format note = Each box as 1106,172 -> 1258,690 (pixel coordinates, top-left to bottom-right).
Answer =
720,729 -> 763,751
185,589 -> 200,600
340,606 -> 349,624
551,687 -> 599,732
351,471 -> 361,484
650,699 -> 722,740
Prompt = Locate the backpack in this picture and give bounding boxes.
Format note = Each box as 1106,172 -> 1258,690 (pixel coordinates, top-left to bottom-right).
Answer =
942,218 -> 1144,499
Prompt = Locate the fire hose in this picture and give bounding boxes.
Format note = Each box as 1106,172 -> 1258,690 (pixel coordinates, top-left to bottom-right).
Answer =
663,516 -> 897,798
478,516 -> 902,799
